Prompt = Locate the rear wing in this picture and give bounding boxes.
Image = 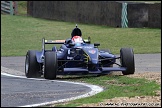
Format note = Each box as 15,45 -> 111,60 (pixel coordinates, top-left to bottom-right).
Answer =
41,36 -> 91,50
43,38 -> 65,44
42,38 -> 65,51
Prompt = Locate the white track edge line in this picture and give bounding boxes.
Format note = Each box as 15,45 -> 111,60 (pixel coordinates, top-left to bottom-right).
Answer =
1,66 -> 104,107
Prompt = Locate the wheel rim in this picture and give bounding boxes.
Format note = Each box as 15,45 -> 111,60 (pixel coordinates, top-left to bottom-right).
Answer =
25,55 -> 29,75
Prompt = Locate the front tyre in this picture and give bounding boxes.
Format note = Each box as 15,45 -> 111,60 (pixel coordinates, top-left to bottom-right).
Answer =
120,48 -> 135,75
25,50 -> 41,78
44,51 -> 58,80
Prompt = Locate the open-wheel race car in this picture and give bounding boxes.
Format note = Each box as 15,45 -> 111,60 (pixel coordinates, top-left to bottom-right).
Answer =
25,25 -> 135,80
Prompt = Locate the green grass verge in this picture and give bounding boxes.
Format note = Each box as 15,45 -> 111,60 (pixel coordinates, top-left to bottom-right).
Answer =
1,14 -> 161,56
45,75 -> 160,107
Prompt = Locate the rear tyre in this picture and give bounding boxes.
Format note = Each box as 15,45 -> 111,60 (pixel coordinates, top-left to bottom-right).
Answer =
25,50 -> 41,78
44,51 -> 57,80
120,48 -> 135,75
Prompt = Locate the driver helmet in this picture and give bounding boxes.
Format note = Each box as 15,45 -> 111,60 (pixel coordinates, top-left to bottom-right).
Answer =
72,36 -> 83,43
71,25 -> 82,38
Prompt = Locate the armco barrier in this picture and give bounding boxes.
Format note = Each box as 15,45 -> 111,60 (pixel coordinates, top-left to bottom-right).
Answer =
1,1 -> 17,15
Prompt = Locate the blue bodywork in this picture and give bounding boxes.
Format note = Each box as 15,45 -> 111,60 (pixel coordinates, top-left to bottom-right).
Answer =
35,38 -> 126,75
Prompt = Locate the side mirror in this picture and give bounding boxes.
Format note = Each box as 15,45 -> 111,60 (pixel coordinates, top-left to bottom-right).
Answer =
94,43 -> 100,47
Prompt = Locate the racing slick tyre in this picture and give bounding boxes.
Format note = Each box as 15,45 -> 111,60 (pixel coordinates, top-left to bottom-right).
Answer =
44,51 -> 58,80
120,48 -> 135,75
25,50 -> 41,78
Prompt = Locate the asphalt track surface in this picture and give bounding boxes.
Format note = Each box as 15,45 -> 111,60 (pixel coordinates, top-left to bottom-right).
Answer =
1,74 -> 92,107
1,54 -> 161,107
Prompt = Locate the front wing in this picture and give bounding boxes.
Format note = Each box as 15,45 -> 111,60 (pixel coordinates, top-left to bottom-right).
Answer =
56,67 -> 126,75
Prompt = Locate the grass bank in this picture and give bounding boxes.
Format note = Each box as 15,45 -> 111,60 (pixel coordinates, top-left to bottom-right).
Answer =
1,15 -> 161,56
